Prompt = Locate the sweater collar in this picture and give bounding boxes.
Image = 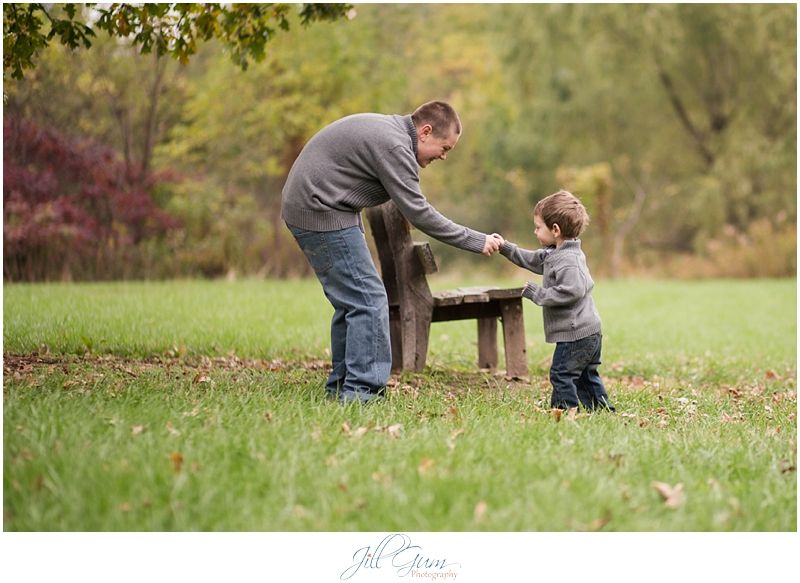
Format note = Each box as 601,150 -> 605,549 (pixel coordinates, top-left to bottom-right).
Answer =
552,239 -> 582,254
401,115 -> 419,158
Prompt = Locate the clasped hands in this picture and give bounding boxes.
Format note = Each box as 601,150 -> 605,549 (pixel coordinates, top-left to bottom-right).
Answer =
482,232 -> 505,256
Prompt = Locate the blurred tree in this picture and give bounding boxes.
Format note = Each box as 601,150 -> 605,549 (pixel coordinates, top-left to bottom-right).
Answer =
485,3 -> 796,273
4,34 -> 188,189
3,4 -> 795,279
156,6 -> 410,275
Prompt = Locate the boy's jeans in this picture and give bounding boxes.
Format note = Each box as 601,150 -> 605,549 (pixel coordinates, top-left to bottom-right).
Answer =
288,224 -> 392,401
550,332 -> 615,411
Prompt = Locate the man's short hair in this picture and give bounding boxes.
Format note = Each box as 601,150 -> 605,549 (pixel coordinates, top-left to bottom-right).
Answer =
534,190 -> 590,239
411,101 -> 462,138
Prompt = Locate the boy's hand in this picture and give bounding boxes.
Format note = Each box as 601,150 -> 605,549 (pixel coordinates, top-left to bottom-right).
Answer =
482,234 -> 501,256
522,281 -> 540,301
490,233 -> 505,247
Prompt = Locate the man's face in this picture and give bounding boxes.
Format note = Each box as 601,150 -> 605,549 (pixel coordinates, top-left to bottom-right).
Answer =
416,124 -> 459,168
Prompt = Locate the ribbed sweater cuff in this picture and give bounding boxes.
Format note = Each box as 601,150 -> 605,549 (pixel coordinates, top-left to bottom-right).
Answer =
464,230 -> 488,254
500,241 -> 517,258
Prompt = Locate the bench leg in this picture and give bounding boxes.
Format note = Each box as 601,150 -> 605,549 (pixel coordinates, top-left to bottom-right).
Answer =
389,315 -> 403,373
500,299 -> 528,379
412,311 -> 432,372
477,317 -> 498,370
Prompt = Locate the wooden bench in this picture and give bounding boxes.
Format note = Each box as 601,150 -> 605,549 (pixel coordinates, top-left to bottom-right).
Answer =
366,201 -> 528,379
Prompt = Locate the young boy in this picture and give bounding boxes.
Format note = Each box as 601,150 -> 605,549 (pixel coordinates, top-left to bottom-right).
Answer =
494,190 -> 615,413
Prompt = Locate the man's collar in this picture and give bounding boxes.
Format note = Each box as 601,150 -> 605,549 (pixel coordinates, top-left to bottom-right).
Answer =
402,115 -> 418,158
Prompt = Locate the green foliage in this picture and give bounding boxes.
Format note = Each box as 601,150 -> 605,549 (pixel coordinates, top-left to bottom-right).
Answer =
3,3 -> 352,80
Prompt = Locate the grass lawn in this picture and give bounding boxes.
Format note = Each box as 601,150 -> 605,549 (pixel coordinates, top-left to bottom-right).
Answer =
3,277 -> 797,531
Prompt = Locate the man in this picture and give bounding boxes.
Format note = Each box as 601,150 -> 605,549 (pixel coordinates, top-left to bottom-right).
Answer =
281,101 -> 501,404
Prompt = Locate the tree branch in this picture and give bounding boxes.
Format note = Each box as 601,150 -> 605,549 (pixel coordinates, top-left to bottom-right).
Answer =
653,52 -> 715,168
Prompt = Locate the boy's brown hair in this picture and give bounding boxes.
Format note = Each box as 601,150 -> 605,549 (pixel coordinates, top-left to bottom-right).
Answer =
534,190 -> 590,239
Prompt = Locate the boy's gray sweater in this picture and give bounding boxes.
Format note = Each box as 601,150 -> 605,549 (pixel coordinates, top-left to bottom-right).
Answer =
281,113 -> 486,254
500,239 -> 602,343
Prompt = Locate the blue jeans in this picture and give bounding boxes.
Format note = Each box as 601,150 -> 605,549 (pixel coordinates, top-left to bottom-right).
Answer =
550,333 -> 614,411
288,224 -> 392,402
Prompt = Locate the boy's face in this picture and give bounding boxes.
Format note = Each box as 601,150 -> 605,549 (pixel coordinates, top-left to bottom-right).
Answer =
534,214 -> 557,246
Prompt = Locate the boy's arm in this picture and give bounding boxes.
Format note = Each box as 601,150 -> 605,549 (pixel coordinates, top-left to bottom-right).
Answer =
523,265 -> 587,307
499,241 -> 550,275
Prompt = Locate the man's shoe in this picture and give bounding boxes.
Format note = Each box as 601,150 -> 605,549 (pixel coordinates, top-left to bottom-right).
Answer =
337,388 -> 384,405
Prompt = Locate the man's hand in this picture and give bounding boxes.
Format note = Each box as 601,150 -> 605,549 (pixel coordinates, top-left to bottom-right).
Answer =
490,233 -> 505,247
482,234 -> 501,256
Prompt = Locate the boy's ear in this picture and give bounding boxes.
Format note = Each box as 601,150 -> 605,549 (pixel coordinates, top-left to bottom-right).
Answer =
551,223 -> 561,236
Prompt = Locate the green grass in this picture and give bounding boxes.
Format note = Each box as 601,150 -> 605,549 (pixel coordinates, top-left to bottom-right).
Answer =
3,278 -> 797,531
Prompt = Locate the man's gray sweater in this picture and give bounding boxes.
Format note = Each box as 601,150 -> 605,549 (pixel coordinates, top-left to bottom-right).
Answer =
500,239 -> 602,343
281,113 -> 486,254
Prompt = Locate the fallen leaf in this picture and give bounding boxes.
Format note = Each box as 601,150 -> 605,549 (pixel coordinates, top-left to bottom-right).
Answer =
311,428 -> 323,441
192,373 -> 211,384
447,428 -> 465,451
263,411 -> 273,422
169,451 -> 184,473
418,458 -> 435,475
474,500 -> 488,521
386,424 -> 403,439
341,421 -> 351,435
765,369 -> 779,380
450,428 -> 465,440
165,421 -> 180,436
131,424 -> 145,435
652,481 -> 685,509
371,472 -> 392,485
118,502 -> 131,513
550,409 -> 564,422
588,513 -> 611,531
726,387 -> 742,399
352,426 -> 369,438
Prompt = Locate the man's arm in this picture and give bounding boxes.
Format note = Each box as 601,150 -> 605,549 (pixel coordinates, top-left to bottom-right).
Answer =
375,145 -> 490,254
